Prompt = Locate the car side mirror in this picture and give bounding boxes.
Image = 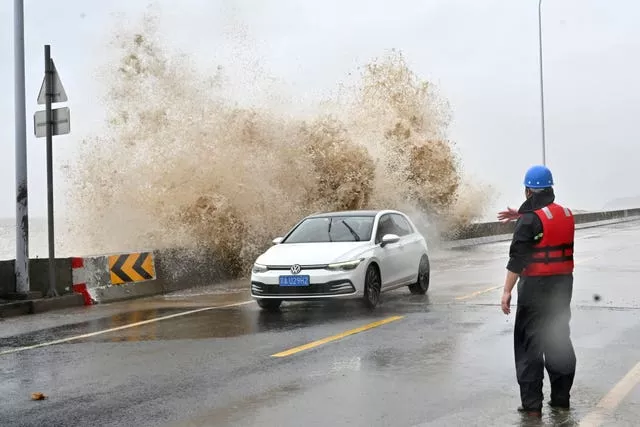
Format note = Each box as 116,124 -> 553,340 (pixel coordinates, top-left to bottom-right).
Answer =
380,234 -> 400,247
272,237 -> 284,245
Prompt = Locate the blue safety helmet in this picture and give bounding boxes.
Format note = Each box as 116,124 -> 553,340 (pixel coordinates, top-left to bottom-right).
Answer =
523,165 -> 554,188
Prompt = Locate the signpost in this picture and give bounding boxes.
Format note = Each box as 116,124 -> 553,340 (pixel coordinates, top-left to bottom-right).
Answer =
34,107 -> 70,138
33,45 -> 70,298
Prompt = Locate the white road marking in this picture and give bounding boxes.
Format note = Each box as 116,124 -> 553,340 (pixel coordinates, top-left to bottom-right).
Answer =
0,300 -> 254,356
578,361 -> 640,427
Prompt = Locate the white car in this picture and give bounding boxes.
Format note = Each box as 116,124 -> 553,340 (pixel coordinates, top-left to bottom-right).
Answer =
250,209 -> 431,311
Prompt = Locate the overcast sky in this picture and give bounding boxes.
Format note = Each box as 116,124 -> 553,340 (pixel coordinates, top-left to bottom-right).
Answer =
1,0 -> 639,222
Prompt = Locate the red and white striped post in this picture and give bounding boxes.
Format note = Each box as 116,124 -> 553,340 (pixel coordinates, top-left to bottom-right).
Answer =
71,257 -> 93,305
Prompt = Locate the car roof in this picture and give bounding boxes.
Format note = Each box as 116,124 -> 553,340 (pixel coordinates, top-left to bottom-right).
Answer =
304,209 -> 403,219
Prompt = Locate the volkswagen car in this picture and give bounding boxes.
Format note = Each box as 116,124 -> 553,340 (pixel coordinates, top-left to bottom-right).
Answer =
250,209 -> 430,311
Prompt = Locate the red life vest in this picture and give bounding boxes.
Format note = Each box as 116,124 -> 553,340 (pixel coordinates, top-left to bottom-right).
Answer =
521,202 -> 575,277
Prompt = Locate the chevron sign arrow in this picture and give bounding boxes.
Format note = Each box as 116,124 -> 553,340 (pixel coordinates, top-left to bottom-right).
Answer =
108,252 -> 156,285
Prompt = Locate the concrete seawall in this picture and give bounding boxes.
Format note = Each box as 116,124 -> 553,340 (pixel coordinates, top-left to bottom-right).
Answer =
2,208 -> 639,306
441,207 -> 640,240
0,258 -> 72,297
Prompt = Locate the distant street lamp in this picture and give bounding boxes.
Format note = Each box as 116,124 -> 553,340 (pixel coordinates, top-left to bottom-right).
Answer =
14,0 -> 29,294
538,0 -> 547,165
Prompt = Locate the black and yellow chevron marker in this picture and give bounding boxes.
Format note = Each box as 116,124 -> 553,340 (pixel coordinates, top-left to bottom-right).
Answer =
108,252 -> 156,285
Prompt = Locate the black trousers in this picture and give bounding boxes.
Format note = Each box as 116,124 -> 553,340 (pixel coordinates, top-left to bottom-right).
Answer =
514,274 -> 576,411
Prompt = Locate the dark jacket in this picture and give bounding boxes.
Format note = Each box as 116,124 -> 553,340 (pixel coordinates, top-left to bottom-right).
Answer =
506,188 -> 556,274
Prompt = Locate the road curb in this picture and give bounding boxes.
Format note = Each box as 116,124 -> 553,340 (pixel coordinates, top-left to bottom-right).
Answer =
0,293 -> 85,320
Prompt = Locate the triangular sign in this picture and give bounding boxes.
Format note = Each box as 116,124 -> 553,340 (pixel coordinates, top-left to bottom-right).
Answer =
37,59 -> 68,105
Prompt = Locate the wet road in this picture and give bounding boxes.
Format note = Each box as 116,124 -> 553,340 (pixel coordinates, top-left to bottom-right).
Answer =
1,220 -> 640,426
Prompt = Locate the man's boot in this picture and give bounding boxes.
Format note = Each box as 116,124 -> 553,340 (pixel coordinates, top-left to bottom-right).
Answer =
518,406 -> 542,418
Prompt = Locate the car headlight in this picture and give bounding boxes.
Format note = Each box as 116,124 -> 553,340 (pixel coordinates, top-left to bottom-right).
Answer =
326,259 -> 363,271
252,263 -> 268,273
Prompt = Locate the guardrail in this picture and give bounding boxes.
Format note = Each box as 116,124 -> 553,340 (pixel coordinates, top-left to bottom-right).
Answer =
2,207 -> 639,307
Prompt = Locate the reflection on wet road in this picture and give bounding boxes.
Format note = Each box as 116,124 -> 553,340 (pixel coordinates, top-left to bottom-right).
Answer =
1,220 -> 639,427
1,294 -> 435,352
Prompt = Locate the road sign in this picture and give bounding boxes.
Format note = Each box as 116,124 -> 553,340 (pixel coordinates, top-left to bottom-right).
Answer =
34,106 -> 70,138
37,59 -> 67,104
108,252 -> 156,285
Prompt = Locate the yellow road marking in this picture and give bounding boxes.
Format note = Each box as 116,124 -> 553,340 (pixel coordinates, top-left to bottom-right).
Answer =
576,256 -> 597,265
0,300 -> 254,357
455,285 -> 502,301
578,361 -> 640,427
271,315 -> 404,358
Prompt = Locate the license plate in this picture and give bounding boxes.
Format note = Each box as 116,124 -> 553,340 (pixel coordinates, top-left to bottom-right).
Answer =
279,275 -> 310,287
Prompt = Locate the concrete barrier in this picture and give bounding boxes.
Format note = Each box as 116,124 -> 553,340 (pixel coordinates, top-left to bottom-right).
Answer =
2,207 -> 639,306
76,247 -> 234,304
1,249 -> 229,306
441,207 -> 640,240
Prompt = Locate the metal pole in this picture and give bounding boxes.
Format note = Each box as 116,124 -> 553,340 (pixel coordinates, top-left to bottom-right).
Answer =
45,45 -> 57,297
14,0 -> 29,295
538,0 -> 547,166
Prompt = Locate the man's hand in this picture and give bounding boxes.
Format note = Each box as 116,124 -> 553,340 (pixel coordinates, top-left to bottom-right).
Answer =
501,270 -> 519,314
501,291 -> 512,315
497,207 -> 521,223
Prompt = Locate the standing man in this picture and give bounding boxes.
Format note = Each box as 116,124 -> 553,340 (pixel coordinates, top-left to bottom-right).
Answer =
499,165 -> 577,417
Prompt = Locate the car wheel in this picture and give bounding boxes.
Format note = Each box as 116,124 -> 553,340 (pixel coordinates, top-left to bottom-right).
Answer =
256,298 -> 282,311
363,264 -> 381,309
409,254 -> 430,295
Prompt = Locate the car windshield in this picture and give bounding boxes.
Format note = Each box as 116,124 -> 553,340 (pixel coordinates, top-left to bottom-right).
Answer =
282,216 -> 375,243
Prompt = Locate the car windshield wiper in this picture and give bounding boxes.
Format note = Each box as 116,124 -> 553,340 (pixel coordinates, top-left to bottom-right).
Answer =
341,220 -> 360,241
327,218 -> 333,242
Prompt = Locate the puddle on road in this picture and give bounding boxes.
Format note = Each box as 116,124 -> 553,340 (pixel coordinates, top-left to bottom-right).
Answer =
0,292 -> 434,349
512,409 -> 579,427
165,381 -> 308,427
92,294 -> 434,344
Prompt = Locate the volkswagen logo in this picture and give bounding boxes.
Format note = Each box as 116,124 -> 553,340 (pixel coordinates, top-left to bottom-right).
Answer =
290,264 -> 302,275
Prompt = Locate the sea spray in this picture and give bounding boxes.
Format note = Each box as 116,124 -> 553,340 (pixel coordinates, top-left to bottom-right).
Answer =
63,11 -> 494,277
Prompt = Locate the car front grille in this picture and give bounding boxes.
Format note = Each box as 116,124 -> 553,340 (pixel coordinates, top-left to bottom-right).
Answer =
251,280 -> 355,296
264,264 -> 328,271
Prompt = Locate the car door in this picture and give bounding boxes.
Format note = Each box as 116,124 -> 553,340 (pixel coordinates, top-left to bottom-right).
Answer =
374,214 -> 404,287
390,213 -> 421,283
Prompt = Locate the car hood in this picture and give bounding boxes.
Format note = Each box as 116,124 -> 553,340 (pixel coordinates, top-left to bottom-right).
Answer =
256,242 -> 372,266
